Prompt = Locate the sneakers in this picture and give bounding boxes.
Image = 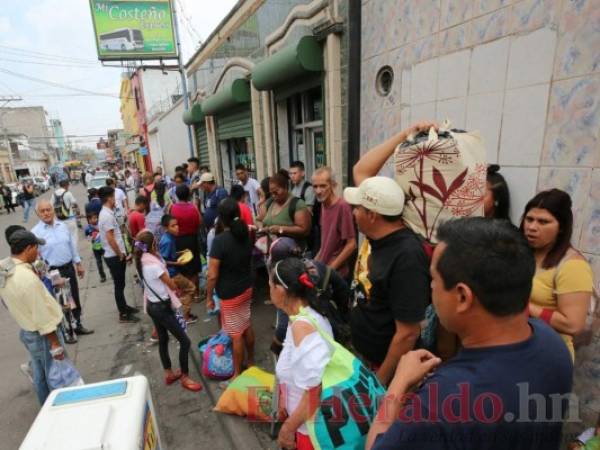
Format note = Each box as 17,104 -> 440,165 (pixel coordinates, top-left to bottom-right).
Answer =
119,313 -> 140,323
149,328 -> 159,343
186,313 -> 198,324
100,276 -> 107,283
181,375 -> 203,392
20,362 -> 33,384
126,306 -> 140,314
64,334 -> 78,344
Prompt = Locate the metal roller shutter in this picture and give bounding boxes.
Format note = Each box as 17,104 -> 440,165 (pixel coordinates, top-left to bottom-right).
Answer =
216,107 -> 253,141
194,122 -> 209,167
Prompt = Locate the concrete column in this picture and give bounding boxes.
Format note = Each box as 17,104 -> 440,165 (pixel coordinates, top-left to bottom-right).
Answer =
324,32 -> 343,192
261,91 -> 276,175
250,85 -> 266,180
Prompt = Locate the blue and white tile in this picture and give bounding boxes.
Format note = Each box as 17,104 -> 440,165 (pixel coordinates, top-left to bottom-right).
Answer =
510,0 -> 561,33
440,0 -> 472,29
580,169 -> 600,254
542,75 -> 600,167
470,8 -> 511,45
554,0 -> 600,80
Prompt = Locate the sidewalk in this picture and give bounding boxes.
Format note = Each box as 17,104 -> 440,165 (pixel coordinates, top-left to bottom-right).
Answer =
73,227 -> 279,449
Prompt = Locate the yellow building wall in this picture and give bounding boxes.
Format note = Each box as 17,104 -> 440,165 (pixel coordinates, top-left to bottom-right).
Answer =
119,77 -> 139,136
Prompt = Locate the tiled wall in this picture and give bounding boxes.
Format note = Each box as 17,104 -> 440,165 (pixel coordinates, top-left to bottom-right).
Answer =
361,0 -> 599,430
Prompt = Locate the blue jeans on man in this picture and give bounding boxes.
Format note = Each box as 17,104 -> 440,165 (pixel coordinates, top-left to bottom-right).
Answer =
19,329 -> 62,405
23,198 -> 35,222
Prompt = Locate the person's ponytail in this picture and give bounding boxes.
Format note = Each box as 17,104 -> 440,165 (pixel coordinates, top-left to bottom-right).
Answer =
218,197 -> 248,242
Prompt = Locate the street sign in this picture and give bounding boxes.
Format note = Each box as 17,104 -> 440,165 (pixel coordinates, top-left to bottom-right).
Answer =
89,0 -> 177,61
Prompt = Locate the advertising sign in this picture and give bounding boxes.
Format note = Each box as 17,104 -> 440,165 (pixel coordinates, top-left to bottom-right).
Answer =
89,0 -> 177,60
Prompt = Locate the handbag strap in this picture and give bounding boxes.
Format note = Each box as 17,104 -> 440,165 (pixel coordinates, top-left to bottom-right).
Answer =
290,307 -> 337,348
141,277 -> 170,303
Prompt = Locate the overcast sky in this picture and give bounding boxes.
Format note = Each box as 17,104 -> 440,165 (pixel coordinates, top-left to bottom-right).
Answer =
0,0 -> 237,147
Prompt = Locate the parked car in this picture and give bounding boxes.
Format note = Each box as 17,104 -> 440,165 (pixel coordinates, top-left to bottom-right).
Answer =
88,175 -> 109,190
33,176 -> 50,192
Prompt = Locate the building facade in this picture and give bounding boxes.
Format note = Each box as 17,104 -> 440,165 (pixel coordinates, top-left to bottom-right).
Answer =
182,0 -> 351,188
0,106 -> 56,178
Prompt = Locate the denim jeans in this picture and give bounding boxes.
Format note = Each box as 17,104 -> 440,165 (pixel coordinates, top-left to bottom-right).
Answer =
23,198 -> 35,222
19,329 -> 57,405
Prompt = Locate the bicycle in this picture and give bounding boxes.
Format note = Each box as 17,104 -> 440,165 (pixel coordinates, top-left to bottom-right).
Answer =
48,270 -> 78,344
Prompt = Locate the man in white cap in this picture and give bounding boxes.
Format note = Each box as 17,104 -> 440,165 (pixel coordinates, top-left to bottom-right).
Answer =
199,172 -> 227,229
344,176 -> 430,385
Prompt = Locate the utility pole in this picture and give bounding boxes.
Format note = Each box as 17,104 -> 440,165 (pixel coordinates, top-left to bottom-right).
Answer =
0,96 -> 22,182
171,0 -> 195,158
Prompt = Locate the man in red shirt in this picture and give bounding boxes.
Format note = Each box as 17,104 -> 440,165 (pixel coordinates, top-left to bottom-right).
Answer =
128,195 -> 148,239
312,167 -> 357,278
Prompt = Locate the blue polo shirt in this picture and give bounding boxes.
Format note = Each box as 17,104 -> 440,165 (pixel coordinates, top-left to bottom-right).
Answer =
203,186 -> 227,229
159,232 -> 178,277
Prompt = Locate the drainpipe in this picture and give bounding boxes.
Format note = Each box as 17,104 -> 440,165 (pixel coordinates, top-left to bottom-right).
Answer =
347,0 -> 361,186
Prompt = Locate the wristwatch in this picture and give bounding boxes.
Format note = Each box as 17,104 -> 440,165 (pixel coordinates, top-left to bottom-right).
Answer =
279,227 -> 283,235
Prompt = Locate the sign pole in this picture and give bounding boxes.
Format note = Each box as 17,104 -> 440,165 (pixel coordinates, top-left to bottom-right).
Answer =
171,0 -> 195,158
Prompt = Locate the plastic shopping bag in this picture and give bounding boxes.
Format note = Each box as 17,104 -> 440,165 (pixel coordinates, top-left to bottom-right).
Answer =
48,358 -> 84,389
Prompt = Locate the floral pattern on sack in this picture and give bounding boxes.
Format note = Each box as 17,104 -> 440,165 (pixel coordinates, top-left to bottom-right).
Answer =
446,163 -> 488,216
394,136 -> 485,241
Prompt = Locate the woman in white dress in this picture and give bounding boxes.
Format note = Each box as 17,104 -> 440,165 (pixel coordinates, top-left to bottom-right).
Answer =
270,257 -> 333,450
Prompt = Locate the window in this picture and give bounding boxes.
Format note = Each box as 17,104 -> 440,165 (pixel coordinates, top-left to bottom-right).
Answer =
287,86 -> 325,174
376,65 -> 394,97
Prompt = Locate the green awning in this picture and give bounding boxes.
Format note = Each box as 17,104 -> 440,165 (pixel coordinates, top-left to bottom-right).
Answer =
252,36 -> 323,91
202,79 -> 251,116
182,103 -> 204,125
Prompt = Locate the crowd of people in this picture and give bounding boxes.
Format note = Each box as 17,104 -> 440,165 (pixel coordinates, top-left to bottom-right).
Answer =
0,120 -> 595,449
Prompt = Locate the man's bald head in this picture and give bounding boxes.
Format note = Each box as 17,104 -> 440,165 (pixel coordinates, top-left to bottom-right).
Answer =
36,200 -> 55,224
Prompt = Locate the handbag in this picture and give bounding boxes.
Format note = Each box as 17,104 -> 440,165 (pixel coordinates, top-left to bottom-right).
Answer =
293,308 -> 386,450
200,331 -> 234,380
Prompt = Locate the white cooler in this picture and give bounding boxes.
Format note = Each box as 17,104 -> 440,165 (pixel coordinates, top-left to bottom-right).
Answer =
20,375 -> 163,450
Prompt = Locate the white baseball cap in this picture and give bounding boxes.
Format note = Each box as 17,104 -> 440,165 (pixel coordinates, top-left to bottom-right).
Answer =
199,172 -> 215,183
343,176 -> 405,216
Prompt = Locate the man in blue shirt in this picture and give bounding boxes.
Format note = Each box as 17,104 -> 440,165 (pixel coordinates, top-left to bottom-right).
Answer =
199,172 -> 227,229
32,200 -> 94,338
367,218 -> 573,450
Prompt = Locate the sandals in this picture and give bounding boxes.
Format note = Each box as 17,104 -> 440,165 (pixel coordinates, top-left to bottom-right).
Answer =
181,375 -> 203,392
165,369 -> 182,385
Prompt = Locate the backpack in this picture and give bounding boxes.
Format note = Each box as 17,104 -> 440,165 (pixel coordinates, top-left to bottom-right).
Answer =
53,192 -> 69,220
304,259 -> 352,346
265,196 -> 300,222
200,331 -> 234,380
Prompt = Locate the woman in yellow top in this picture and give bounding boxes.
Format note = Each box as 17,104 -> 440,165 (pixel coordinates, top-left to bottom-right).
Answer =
521,188 -> 593,360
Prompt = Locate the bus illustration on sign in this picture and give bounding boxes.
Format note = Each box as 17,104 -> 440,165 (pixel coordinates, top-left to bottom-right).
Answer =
99,28 -> 144,51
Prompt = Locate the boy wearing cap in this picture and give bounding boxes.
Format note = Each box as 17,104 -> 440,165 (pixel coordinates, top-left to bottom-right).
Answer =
344,176 -> 430,385
0,230 -> 66,405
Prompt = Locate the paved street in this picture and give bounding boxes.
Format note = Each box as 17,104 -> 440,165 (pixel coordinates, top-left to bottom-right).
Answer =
0,183 -> 277,449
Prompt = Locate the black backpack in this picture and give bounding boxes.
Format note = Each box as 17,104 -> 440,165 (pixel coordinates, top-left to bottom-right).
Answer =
304,259 -> 351,345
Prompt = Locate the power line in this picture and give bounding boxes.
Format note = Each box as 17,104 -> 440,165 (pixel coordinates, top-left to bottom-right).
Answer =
0,57 -> 100,69
0,68 -> 123,99
0,45 -> 98,64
